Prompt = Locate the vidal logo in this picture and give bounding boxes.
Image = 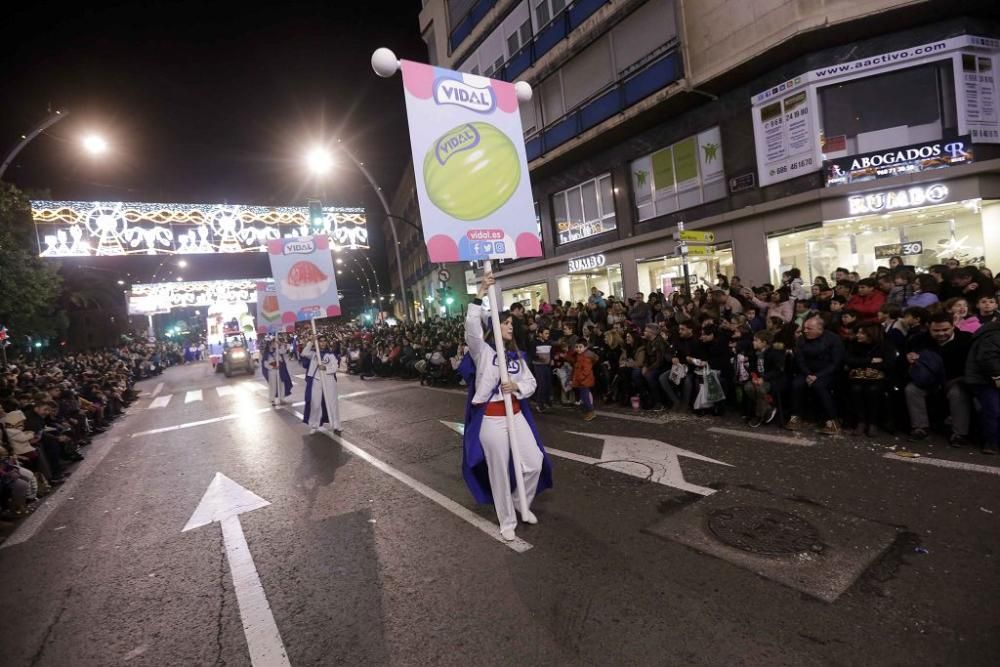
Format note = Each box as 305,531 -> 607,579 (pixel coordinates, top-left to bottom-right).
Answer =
434,78 -> 496,113
284,240 -> 315,255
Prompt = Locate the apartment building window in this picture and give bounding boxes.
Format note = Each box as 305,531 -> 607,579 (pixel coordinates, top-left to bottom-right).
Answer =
553,174 -> 616,245
629,127 -> 726,222
819,60 -> 957,158
448,0 -> 478,26
533,0 -> 566,30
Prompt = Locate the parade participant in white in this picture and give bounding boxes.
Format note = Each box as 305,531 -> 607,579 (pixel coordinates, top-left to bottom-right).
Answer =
262,337 -> 293,406
301,336 -> 341,434
464,275 -> 551,541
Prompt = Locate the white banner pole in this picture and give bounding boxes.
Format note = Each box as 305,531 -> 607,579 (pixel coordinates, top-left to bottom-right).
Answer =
484,260 -> 530,517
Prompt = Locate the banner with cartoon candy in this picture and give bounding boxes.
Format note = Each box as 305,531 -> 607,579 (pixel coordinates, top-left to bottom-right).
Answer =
399,60 -> 542,262
254,281 -> 293,334
265,236 -> 341,324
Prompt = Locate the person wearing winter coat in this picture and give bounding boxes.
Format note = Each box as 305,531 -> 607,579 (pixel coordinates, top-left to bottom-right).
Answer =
743,330 -> 786,427
844,323 -> 898,436
963,319 -> 1000,455
846,278 -> 887,324
572,341 -> 599,422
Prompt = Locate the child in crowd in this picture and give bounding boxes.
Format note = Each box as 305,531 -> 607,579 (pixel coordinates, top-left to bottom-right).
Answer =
744,330 -> 785,427
974,293 -> 999,328
572,341 -> 599,422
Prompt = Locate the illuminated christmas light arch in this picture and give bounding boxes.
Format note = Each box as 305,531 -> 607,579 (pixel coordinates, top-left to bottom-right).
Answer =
32,200 -> 368,257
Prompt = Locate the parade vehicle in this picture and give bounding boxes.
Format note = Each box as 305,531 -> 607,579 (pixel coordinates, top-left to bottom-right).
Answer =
219,330 -> 254,378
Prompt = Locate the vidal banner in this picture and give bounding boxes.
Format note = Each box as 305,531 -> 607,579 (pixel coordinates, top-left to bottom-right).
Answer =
254,281 -> 291,334
398,60 -> 542,263
265,236 -> 340,324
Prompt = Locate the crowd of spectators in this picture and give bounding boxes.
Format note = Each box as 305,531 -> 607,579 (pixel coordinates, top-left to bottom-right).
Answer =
0,339 -> 181,518
317,256 -> 1000,455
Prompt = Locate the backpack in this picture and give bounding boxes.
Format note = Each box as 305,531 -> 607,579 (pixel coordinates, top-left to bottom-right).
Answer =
909,348 -> 945,390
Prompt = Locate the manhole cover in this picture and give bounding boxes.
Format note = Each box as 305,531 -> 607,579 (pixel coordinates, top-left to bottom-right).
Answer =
706,505 -> 822,556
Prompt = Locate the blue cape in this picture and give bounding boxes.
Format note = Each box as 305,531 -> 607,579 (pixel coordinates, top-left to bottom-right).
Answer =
301,375 -> 329,426
459,352 -> 553,505
261,353 -> 293,396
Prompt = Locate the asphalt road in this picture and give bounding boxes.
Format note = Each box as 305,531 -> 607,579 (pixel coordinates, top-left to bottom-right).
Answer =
1,361 -> 998,666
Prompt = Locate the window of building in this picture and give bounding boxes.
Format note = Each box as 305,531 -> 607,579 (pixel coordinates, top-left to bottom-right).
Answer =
534,201 -> 542,239
636,247 -> 734,296
557,263 -> 623,304
818,60 -> 957,158
448,0 -> 478,26
553,174 -> 616,245
630,127 -> 726,222
501,1 -> 533,58
612,0 -> 677,75
532,0 -> 565,30
502,282 -> 549,310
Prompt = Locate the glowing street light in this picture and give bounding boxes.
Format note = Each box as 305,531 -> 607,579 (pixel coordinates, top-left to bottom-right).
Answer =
175,276 -> 183,282
178,259 -> 188,268
82,134 -> 108,156
116,279 -> 125,285
305,146 -> 334,176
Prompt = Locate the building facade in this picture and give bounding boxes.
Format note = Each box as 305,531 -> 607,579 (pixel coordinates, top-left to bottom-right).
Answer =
396,0 -> 1000,311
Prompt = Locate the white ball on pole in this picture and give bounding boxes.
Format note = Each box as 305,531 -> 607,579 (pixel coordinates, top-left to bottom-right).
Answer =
371,48 -> 400,78
514,81 -> 533,102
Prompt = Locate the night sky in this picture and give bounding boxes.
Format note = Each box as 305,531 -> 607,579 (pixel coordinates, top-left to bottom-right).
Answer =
0,0 -> 427,292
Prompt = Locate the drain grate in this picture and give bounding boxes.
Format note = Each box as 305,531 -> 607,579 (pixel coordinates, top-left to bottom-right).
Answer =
706,505 -> 823,556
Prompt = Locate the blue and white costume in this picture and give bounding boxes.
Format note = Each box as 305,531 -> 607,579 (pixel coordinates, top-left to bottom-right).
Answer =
261,342 -> 293,406
463,302 -> 552,536
301,341 -> 341,432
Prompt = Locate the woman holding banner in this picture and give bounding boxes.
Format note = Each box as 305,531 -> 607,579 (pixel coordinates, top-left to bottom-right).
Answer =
301,335 -> 341,435
462,275 -> 552,541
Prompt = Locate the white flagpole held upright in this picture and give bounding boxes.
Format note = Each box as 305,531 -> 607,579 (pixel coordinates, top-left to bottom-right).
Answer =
484,260 -> 530,516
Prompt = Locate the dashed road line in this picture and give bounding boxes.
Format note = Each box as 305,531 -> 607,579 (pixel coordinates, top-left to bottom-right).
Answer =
883,452 -> 1000,475
707,427 -> 816,447
149,382 -> 164,398
185,389 -> 203,403
149,395 -> 173,409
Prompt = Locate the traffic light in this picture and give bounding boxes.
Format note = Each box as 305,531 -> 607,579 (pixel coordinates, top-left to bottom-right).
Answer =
307,199 -> 325,234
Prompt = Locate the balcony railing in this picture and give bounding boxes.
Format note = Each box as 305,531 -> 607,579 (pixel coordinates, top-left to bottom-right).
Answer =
450,0 -> 499,53
524,43 -> 682,161
451,0 -> 609,68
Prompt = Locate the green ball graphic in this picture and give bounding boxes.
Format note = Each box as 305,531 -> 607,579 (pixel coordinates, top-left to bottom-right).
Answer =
423,122 -> 521,221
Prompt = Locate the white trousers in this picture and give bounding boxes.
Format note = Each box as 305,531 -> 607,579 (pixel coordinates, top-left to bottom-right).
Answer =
267,366 -> 281,402
480,411 -> 543,532
308,372 -> 341,430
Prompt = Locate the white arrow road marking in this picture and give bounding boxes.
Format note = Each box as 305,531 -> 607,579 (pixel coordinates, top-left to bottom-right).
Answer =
440,422 -> 732,496
184,473 -> 290,667
150,382 -> 164,398
149,394 -> 172,409
564,432 -> 732,496
440,420 -> 464,435
185,390 -> 203,403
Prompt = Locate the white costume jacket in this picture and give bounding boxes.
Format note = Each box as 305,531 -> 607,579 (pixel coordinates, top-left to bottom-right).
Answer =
466,302 -> 536,404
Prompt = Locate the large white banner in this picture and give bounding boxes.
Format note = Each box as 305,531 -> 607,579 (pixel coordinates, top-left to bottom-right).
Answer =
399,60 -> 542,263
751,34 -> 1000,187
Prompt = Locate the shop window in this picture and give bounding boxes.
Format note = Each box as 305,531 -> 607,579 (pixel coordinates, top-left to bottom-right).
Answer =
630,127 -> 726,223
502,283 -> 550,310
557,264 -> 623,304
819,60 -> 957,158
766,200 -> 985,286
553,174 -> 617,245
636,247 -> 734,296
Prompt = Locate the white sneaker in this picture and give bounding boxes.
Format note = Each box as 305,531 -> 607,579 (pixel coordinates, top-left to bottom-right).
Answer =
519,509 -> 538,525
309,427 -> 318,434
500,527 -> 516,541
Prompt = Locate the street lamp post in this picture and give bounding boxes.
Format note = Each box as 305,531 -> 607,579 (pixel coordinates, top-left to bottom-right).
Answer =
333,140 -> 413,322
0,109 -> 70,180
